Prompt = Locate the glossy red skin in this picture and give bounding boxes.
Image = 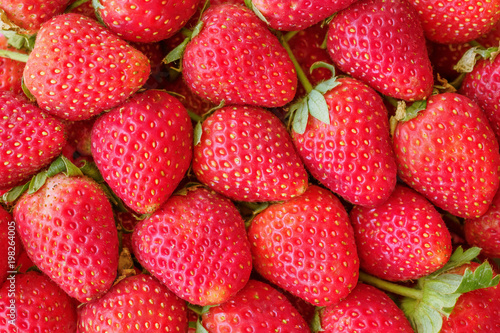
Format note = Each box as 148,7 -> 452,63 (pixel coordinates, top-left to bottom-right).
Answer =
13,174 -> 119,303
132,186 -> 253,306
0,91 -> 66,190
23,13 -> 151,121
91,90 -> 193,214
0,271 -> 77,332
320,283 -> 414,332
248,185 -> 359,307
201,280 -> 311,333
78,274 -> 188,333
193,105 -> 308,202
350,185 -> 452,281
183,4 -> 297,108
292,77 -> 397,208
327,0 -> 433,101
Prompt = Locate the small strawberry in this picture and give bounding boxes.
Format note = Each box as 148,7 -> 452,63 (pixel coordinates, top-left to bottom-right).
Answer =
0,32 -> 26,94
91,89 -> 193,214
132,186 -> 253,306
78,274 -> 188,333
326,0 -> 434,101
248,185 -> 359,306
393,92 -> 500,218
193,105 -> 309,202
23,13 -> 151,121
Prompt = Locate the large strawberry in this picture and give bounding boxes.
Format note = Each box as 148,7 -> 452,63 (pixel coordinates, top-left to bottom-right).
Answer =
248,185 -> 359,306
91,89 -> 193,214
23,13 -> 151,121
193,105 -> 308,202
393,92 -> 500,218
132,186 -> 253,306
182,3 -> 297,108
326,0 -> 434,101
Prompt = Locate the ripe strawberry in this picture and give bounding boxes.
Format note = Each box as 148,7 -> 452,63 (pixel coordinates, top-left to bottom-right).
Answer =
477,19 -> 500,47
292,77 -> 397,208
201,279 -> 311,332
78,274 -> 188,332
248,185 -> 359,306
182,3 -> 297,107
393,92 -> 500,218
13,173 -> 119,303
316,283 -> 414,332
0,33 -> 25,95
0,90 -> 66,190
91,90 -> 193,214
23,13 -> 151,121
193,105 -> 308,202
132,186 -> 253,306
326,0 -> 434,101
0,271 -> 78,332
406,0 -> 500,44
350,184 -> 453,281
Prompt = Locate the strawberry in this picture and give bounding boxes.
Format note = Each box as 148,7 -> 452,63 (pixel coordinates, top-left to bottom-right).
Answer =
64,117 -> 96,157
182,3 -> 297,108
393,92 -> 500,218
316,283 -> 414,332
91,89 -> 193,214
406,0 -> 500,44
131,186 -> 253,306
0,33 -> 25,95
13,173 -> 119,303
0,90 -> 66,190
78,274 -> 188,332
477,19 -> 500,47
292,77 -> 397,208
193,105 -> 309,202
200,279 -> 311,332
130,41 -> 169,90
350,184 -> 453,281
0,271 -> 78,332
326,0 -> 434,101
248,185 -> 359,306
23,13 -> 151,121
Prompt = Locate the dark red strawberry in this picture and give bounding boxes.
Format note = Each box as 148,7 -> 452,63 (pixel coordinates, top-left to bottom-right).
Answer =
428,42 -> 472,81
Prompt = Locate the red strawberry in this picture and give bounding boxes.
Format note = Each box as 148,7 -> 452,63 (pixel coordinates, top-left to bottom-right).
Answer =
393,92 -> 500,218
406,0 -> 500,44
132,186 -> 253,306
193,105 -> 309,202
0,90 -> 66,190
477,19 -> 500,47
0,33 -> 26,95
64,117 -> 96,157
292,77 -> 397,208
317,283 -> 414,332
326,0 -> 434,101
182,4 -> 297,108
350,184 -> 453,281
0,271 -> 78,332
78,274 -> 188,333
23,13 -> 151,121
201,280 -> 311,333
248,185 -> 359,306
13,173 -> 119,302
91,90 -> 193,214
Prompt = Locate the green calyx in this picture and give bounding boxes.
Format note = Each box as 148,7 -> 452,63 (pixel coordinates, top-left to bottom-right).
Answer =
389,99 -> 427,136
453,44 -> 499,73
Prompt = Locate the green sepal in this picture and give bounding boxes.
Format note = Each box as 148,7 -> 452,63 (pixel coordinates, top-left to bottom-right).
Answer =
195,318 -> 209,333
194,121 -> 203,146
453,45 -> 499,73
291,97 -> 310,134
21,78 -> 36,102
310,308 -> 324,332
307,90 -> 330,124
164,19 -> 204,65
0,47 -> 29,62
92,0 -> 107,26
0,30 -> 36,52
2,182 -> 29,204
244,0 -> 270,25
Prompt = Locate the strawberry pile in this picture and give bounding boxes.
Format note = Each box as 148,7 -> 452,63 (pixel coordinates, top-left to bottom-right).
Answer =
0,0 -> 500,332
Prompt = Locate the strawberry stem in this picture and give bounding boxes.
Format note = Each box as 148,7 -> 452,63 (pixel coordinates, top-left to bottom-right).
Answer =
358,271 -> 423,300
280,33 -> 314,94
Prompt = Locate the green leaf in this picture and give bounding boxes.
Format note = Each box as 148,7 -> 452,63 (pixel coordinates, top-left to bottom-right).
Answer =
1,182 -> 29,204
164,37 -> 190,64
28,171 -> 48,194
307,90 -> 330,124
195,318 -> 209,333
291,98 -> 309,134
402,299 -> 443,333
0,48 -> 29,62
455,261 -> 500,293
310,308 -> 324,332
429,246 -> 481,278
79,161 -> 104,183
65,0 -> 90,13
194,121 -> 203,146
61,155 -> 84,177
191,19 -> 204,39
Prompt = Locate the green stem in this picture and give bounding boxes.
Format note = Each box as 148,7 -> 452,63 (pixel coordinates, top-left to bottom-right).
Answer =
358,271 -> 423,300
283,30 -> 299,42
468,40 -> 484,49
280,34 -> 314,94
0,49 -> 29,62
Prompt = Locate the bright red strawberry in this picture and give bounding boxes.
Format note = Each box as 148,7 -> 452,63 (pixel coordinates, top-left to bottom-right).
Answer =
13,173 -> 119,303
326,0 -> 434,101
0,90 -> 66,190
350,184 -> 452,281
201,280 -> 311,333
0,271 -> 78,332
316,283 -> 414,332
406,0 -> 500,44
292,77 -> 397,208
248,185 -> 359,306
132,186 -> 252,306
193,105 -> 308,202
91,90 -> 193,214
182,4 -> 297,107
78,274 -> 188,332
393,92 -> 500,218
23,13 -> 151,121
0,33 -> 26,95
